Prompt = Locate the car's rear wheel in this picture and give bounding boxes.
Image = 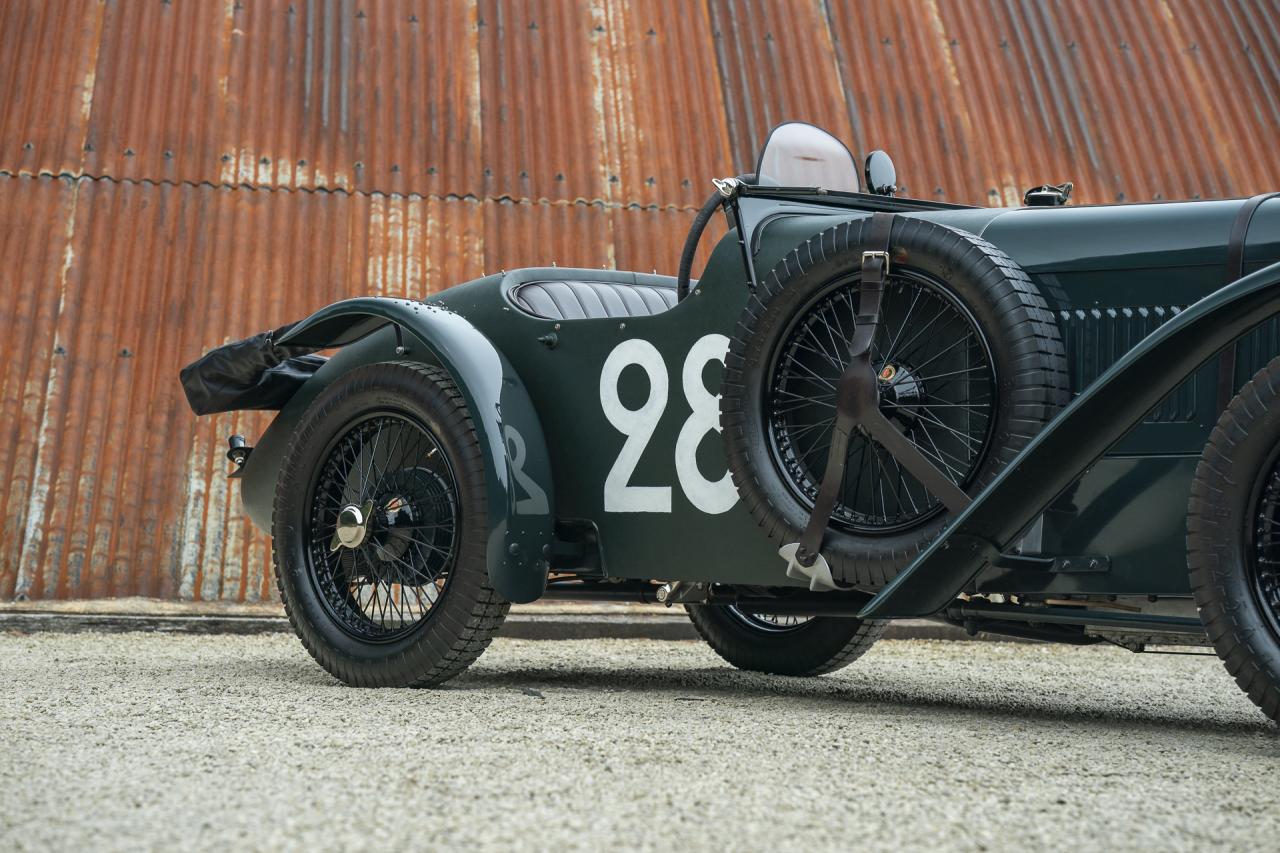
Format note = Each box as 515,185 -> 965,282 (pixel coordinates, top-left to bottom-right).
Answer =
272,361 -> 507,687
685,604 -> 885,676
1188,356 -> 1280,722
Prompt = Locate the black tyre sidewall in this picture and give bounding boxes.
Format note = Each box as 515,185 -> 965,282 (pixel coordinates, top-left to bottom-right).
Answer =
686,605 -> 883,676
1189,358 -> 1280,721
722,217 -> 1067,587
273,362 -> 497,686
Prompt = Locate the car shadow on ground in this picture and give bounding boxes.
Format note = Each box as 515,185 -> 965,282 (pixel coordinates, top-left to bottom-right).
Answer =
207,641 -> 1277,742
449,663 -> 1279,740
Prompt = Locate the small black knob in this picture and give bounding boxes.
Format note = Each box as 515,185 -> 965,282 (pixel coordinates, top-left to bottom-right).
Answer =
226,434 -> 251,468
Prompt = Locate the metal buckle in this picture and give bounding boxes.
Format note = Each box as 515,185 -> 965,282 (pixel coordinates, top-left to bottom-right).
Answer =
861,250 -> 890,275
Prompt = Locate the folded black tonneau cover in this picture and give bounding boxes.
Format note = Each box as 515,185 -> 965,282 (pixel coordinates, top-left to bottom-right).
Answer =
179,321 -> 325,416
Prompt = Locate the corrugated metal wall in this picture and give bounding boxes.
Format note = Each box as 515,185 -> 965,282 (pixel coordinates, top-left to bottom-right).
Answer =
2,0 -> 1278,601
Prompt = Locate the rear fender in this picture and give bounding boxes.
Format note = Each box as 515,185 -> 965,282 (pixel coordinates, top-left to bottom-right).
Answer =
255,298 -> 554,603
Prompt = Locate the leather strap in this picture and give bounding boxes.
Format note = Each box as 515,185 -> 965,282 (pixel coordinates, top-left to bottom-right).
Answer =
848,212 -> 894,357
797,214 -> 892,567
795,213 -> 973,569
1217,192 -> 1280,410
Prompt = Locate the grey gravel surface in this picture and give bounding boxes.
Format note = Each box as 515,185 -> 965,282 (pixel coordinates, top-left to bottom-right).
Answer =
2,632 -> 1278,852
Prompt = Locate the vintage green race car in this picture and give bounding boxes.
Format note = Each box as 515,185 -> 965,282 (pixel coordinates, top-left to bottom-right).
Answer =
183,123 -> 1280,721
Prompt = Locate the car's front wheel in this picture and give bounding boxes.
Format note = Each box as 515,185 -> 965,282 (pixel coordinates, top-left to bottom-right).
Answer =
272,361 -> 507,687
1188,355 -> 1280,722
685,604 -> 885,676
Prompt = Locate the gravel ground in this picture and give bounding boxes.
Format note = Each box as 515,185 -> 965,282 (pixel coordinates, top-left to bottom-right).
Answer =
1,632 -> 1278,852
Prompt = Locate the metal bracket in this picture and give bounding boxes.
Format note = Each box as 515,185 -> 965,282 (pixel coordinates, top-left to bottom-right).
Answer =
1051,555 -> 1110,573
393,322 -> 411,355
226,434 -> 252,479
779,543 -> 841,592
991,552 -> 1110,573
711,177 -> 742,198
717,184 -> 758,291
655,581 -> 710,606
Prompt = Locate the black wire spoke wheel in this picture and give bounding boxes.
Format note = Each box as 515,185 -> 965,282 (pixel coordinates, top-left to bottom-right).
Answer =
307,412 -> 460,642
767,271 -> 997,534
722,217 -> 1067,587
1188,354 -> 1280,722
274,362 -> 507,688
1249,454 -> 1280,640
686,603 -> 885,676
725,607 -> 812,633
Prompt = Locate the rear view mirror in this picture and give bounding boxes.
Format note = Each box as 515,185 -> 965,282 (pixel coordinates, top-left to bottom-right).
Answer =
864,150 -> 897,196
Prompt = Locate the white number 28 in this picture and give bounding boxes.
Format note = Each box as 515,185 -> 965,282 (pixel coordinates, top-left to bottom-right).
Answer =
599,334 -> 739,514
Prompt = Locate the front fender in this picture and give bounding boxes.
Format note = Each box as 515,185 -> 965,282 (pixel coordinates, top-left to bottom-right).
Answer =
255,297 -> 554,603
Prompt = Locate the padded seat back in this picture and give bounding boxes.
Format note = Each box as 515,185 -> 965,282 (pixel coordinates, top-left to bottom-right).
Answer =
512,280 -> 678,320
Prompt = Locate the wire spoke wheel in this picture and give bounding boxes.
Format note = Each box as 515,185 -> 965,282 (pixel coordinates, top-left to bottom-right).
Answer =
723,217 -> 1066,586
686,602 -> 885,676
767,270 -> 997,534
1250,456 -> 1280,640
1189,356 -> 1280,722
275,362 -> 507,688
725,607 -> 812,633
306,411 -> 459,642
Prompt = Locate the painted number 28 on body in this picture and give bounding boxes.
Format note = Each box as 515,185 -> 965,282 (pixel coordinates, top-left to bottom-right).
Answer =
599,334 -> 739,515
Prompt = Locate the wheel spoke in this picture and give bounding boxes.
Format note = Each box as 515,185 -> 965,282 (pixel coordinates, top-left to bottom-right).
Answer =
769,271 -> 995,532
1252,460 -> 1280,637
306,413 -> 460,641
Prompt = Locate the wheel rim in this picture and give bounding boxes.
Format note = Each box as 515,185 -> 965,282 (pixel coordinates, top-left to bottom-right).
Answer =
1249,451 -> 1280,640
305,411 -> 459,642
725,606 -> 813,633
766,269 -> 997,534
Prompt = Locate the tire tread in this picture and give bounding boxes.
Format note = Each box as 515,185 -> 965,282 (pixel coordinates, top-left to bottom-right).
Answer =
1188,357 -> 1280,722
721,218 -> 1068,587
273,361 -> 509,688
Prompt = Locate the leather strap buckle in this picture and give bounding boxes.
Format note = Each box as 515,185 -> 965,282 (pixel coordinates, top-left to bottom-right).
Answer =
861,249 -> 890,277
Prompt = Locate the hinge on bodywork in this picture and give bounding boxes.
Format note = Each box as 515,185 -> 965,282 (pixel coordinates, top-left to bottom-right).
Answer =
992,553 -> 1111,573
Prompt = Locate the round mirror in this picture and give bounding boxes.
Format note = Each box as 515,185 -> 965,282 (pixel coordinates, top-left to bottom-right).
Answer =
864,150 -> 897,196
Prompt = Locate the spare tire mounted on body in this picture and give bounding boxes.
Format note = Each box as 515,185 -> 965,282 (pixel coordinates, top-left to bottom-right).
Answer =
720,216 -> 1070,589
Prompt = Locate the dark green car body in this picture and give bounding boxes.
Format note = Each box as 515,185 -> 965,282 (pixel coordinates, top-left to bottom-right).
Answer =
235,188 -> 1280,615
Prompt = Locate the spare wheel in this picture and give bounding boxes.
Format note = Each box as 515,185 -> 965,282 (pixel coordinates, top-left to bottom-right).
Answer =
720,216 -> 1069,588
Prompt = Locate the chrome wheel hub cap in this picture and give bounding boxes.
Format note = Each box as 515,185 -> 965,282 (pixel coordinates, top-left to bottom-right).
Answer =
329,500 -> 374,551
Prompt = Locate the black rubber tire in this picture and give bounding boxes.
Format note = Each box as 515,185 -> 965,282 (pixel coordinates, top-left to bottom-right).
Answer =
685,605 -> 886,676
1188,356 -> 1280,722
272,361 -> 508,687
721,217 -> 1069,588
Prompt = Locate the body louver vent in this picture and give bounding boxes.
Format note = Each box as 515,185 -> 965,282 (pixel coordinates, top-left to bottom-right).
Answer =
1057,306 -> 1194,423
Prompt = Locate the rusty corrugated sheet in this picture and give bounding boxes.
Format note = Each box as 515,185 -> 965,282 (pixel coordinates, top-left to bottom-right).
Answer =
1,0 -> 1279,601
0,0 -> 733,206
5,0 -> 1280,205
0,173 -> 700,602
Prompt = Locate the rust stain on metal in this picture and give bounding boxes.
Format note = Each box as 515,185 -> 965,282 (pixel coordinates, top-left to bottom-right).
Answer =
0,0 -> 1278,600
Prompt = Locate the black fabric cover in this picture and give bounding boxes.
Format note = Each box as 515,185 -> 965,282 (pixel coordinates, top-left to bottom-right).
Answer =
179,321 -> 326,416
